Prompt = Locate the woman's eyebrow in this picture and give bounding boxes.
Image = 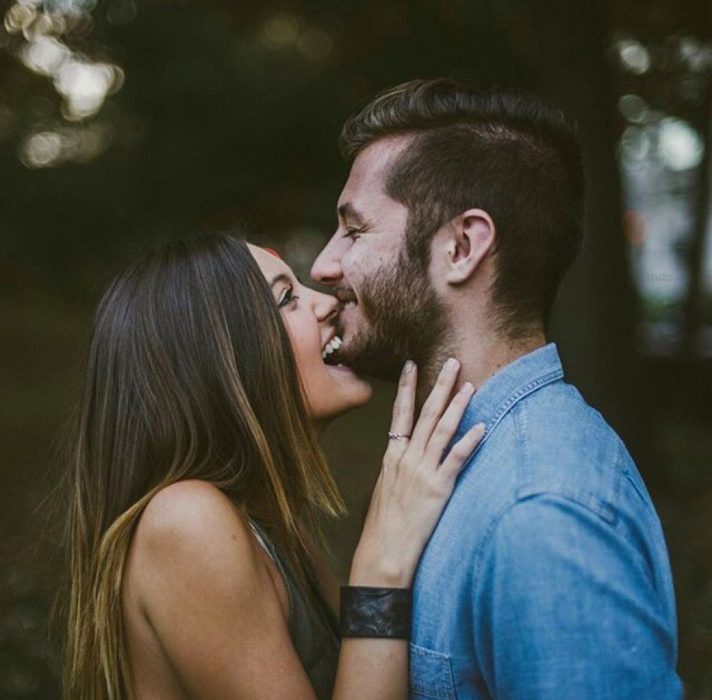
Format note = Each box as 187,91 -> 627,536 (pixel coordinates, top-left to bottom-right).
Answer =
270,273 -> 292,288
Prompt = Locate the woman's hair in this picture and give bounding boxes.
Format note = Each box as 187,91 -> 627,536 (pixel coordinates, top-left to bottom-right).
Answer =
61,232 -> 345,699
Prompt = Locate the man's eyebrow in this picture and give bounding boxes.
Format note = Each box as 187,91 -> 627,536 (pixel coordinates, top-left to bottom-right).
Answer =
337,202 -> 365,222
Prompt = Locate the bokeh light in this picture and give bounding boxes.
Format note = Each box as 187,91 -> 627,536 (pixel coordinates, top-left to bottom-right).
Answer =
259,12 -> 333,62
618,94 -> 651,124
616,37 -> 652,75
260,13 -> 300,48
54,59 -> 123,120
19,123 -> 112,167
658,118 -> 704,172
3,0 -> 124,165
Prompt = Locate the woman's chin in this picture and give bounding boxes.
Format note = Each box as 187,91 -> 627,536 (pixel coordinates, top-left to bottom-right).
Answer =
328,364 -> 373,400
307,368 -> 373,426
324,361 -> 360,380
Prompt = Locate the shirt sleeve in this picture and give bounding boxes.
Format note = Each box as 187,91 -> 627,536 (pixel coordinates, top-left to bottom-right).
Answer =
472,493 -> 682,700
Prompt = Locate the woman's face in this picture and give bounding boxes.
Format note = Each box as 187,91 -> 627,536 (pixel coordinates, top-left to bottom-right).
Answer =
249,244 -> 373,424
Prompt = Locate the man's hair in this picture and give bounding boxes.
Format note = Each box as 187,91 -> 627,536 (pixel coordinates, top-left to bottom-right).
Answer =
340,78 -> 585,339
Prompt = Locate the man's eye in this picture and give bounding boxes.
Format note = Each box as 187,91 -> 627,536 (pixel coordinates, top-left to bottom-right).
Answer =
278,286 -> 300,308
345,226 -> 365,240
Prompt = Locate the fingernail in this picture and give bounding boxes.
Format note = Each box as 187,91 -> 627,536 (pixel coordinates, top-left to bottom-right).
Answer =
459,382 -> 474,394
403,360 -> 415,374
445,357 -> 459,371
475,422 -> 486,432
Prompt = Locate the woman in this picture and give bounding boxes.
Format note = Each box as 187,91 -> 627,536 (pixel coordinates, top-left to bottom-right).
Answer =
61,232 -> 484,699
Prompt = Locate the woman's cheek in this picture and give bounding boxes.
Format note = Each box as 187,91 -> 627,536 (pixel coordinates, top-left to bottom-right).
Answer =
284,320 -> 314,374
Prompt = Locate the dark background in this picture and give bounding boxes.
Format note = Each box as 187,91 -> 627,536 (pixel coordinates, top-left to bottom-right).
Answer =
1,0 -> 711,696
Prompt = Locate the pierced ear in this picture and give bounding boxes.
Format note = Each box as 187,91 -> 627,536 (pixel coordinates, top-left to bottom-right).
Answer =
445,209 -> 495,285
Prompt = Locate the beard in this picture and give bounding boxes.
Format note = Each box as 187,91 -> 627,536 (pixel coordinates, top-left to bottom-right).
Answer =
336,245 -> 450,383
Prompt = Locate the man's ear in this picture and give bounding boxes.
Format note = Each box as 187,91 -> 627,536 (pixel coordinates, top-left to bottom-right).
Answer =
439,209 -> 496,285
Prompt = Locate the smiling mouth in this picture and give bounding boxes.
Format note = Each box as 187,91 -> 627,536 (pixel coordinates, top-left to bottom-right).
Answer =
321,335 -> 343,363
326,291 -> 358,366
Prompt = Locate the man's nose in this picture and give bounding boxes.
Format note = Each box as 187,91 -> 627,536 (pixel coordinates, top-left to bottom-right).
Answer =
310,237 -> 343,286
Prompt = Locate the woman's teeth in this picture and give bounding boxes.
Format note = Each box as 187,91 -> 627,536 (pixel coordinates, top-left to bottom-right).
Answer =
343,301 -> 357,309
321,335 -> 342,360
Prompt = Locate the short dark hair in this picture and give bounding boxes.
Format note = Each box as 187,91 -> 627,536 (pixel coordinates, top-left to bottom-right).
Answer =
340,78 -> 585,338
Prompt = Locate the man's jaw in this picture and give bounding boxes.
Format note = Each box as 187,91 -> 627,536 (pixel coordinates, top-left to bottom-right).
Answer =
328,287 -> 412,381
327,305 -> 382,376
330,315 -> 412,382
334,296 -> 451,384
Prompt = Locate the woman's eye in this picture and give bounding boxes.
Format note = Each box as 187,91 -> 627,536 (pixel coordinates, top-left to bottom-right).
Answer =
278,286 -> 300,308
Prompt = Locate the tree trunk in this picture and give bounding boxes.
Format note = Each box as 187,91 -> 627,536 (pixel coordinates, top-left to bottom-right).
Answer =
501,0 -> 660,482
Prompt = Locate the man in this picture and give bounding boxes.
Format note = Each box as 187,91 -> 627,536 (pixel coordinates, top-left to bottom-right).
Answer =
311,79 -> 682,698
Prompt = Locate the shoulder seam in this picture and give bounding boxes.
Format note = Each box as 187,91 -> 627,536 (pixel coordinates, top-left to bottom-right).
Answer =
473,369 -> 563,454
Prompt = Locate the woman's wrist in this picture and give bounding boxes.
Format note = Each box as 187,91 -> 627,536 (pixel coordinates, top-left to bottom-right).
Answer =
349,546 -> 414,588
339,585 -> 412,640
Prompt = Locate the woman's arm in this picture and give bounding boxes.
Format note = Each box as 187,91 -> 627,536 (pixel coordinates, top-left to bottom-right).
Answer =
307,541 -> 341,617
129,360 -> 482,699
333,359 -> 483,700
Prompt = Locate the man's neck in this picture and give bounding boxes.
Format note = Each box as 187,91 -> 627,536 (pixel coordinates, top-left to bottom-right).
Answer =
415,328 -> 547,411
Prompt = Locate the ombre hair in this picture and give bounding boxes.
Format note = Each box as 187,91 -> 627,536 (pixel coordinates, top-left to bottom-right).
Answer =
60,232 -> 345,699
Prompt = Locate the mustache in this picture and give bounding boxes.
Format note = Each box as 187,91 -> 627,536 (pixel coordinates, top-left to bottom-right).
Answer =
334,287 -> 358,304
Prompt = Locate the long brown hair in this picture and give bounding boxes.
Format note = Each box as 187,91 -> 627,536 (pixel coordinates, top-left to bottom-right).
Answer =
61,232 -> 345,699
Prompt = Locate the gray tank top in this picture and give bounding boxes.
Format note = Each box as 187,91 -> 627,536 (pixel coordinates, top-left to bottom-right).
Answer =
247,518 -> 340,699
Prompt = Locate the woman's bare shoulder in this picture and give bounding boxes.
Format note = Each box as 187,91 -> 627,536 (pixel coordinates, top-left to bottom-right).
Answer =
139,479 -> 249,536
123,485 -> 315,697
129,480 -> 261,596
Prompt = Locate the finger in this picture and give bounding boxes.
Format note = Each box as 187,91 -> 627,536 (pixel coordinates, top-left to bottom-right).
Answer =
386,361 -> 417,454
422,381 -> 475,465
409,358 -> 460,452
440,422 -> 486,478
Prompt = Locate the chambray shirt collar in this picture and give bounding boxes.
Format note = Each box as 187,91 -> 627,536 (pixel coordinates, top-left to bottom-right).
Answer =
455,342 -> 564,445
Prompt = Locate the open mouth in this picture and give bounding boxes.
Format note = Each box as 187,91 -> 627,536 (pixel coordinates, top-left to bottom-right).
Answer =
321,335 -> 343,365
323,290 -> 358,367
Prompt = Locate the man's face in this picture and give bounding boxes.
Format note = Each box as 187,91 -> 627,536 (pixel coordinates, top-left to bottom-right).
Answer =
310,136 -> 448,381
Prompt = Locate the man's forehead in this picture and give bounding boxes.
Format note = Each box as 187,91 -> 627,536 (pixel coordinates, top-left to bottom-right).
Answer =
350,135 -> 411,182
338,135 -> 412,210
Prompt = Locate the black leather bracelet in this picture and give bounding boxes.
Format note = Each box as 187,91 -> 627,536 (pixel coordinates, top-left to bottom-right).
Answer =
339,586 -> 412,640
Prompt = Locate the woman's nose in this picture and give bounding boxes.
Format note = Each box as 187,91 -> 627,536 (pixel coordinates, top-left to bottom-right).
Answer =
313,290 -> 339,323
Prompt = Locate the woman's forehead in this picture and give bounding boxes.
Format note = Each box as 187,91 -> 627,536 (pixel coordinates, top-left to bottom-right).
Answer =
248,243 -> 292,278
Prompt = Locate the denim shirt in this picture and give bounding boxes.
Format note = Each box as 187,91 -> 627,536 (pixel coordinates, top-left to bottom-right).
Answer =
409,343 -> 682,700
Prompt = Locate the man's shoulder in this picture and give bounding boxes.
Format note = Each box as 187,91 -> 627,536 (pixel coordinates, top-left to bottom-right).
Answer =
457,378 -> 649,527
512,379 -> 630,494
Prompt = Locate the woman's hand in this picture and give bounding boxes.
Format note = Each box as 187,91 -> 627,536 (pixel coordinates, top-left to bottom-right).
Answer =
350,358 -> 485,587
